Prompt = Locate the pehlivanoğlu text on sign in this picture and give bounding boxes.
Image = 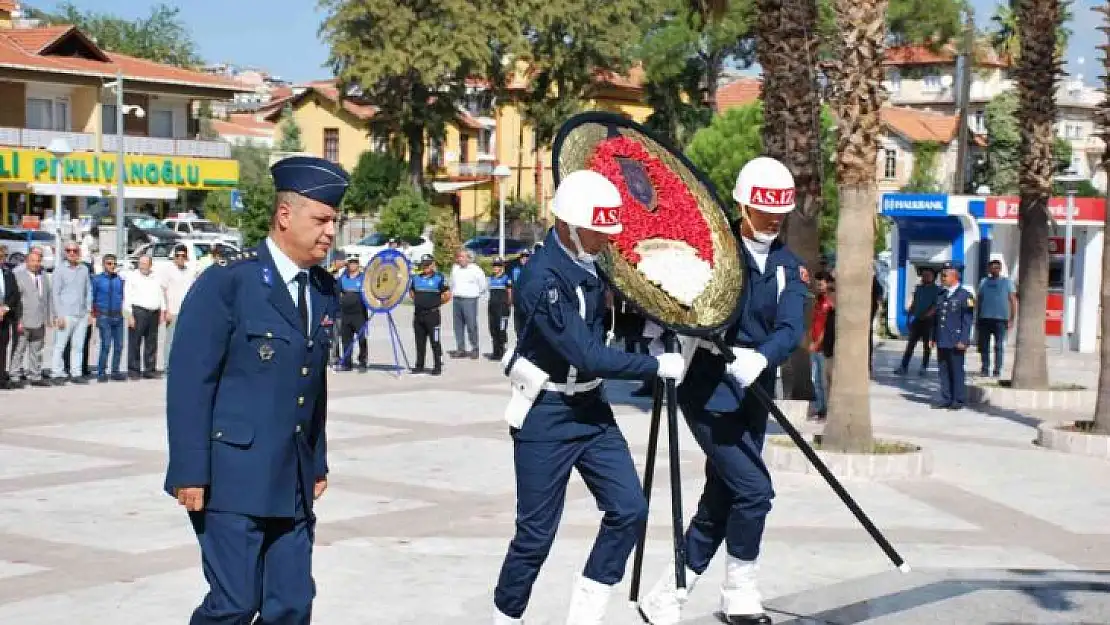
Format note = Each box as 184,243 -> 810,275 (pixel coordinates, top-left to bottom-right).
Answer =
0,148 -> 240,191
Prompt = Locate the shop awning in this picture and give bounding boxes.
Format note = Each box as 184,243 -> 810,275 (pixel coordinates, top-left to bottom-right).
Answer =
29,183 -> 179,200
432,180 -> 485,194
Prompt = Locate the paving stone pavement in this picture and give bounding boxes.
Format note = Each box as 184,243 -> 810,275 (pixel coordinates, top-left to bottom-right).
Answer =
0,306 -> 1108,624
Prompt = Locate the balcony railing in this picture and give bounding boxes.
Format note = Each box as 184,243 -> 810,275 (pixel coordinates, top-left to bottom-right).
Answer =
456,162 -> 496,177
0,127 -> 232,159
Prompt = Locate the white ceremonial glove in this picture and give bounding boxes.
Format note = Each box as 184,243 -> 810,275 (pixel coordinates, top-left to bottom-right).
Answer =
655,353 -> 686,380
726,347 -> 768,388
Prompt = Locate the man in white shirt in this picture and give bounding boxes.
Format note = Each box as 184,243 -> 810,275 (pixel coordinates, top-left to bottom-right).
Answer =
124,255 -> 166,379
161,244 -> 198,374
449,248 -> 487,359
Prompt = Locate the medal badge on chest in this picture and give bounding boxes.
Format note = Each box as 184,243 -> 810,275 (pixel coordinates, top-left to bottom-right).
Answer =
259,343 -> 275,361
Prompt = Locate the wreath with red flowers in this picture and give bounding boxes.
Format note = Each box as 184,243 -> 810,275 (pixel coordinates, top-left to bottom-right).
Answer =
586,136 -> 715,268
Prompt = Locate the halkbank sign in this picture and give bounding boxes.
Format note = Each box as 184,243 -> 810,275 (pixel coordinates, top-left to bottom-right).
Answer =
0,148 -> 240,191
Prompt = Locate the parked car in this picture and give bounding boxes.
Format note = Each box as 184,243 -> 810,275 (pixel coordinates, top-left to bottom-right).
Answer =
0,227 -> 56,271
162,214 -> 242,248
342,232 -> 434,266
128,239 -> 241,274
463,235 -> 529,258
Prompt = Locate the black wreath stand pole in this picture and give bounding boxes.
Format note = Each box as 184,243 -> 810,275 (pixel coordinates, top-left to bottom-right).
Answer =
629,330 -> 688,607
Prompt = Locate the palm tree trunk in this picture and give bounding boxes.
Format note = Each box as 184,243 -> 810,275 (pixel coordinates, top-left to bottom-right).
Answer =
1010,0 -> 1063,389
1092,2 -> 1110,434
822,0 -> 888,452
756,0 -> 824,401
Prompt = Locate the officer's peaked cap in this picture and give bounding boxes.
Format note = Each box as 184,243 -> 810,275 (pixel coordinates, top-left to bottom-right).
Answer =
271,156 -> 350,208
420,254 -> 435,265
941,261 -> 964,272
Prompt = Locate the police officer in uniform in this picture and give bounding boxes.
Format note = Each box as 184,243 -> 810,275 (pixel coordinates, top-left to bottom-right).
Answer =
487,257 -> 513,360
337,255 -> 369,370
639,157 -> 807,625
492,170 -> 687,625
930,261 -> 973,410
164,155 -> 348,625
410,254 -> 451,375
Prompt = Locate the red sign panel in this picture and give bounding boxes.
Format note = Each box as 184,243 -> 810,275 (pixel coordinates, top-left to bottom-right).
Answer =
984,196 -> 1106,223
1045,292 -> 1064,337
1047,237 -> 1077,256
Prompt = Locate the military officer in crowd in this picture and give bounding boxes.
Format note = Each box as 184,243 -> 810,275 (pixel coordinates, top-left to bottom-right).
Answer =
487,257 -> 513,360
639,157 -> 808,625
410,254 -> 451,375
337,255 -> 369,370
164,155 -> 347,625
930,261 -> 974,410
492,169 -> 687,625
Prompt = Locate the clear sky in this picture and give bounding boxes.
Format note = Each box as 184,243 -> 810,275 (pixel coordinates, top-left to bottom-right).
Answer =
33,0 -> 1105,84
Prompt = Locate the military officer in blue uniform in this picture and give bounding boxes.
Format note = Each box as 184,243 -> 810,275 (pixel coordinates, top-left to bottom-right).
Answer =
930,261 -> 974,410
487,257 -> 513,360
492,169 -> 687,625
337,255 -> 368,370
410,254 -> 451,375
639,157 -> 808,625
165,155 -> 348,625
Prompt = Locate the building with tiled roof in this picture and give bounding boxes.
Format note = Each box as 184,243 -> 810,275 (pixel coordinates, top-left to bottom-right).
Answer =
0,3 -> 246,231
714,77 -> 761,112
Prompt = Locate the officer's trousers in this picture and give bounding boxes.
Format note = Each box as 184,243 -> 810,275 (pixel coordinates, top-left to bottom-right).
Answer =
937,347 -> 967,406
493,425 -> 648,619
487,296 -> 510,358
683,379 -> 775,572
340,311 -> 368,367
413,308 -> 443,370
189,489 -> 315,625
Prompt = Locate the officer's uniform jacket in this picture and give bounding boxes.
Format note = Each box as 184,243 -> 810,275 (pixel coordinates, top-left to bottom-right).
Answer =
164,241 -> 339,518
933,286 -> 974,349
411,271 -> 449,312
511,229 -> 658,441
678,239 -> 807,418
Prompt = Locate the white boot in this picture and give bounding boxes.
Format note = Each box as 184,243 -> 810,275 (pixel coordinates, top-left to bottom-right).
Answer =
637,560 -> 700,625
493,606 -> 523,624
719,557 -> 767,620
565,574 -> 613,625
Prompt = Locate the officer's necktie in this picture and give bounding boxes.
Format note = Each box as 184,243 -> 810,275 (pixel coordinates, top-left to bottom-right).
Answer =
294,272 -> 308,335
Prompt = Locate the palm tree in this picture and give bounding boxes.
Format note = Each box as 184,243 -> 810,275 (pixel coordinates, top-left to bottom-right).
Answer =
1091,2 -> 1110,434
821,0 -> 888,452
990,0 -> 1072,62
1010,0 -> 1065,390
755,0 -> 825,400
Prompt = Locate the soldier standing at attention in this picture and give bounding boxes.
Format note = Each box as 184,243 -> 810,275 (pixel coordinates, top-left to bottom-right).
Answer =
410,254 -> 451,375
930,261 -> 974,411
487,257 -> 513,360
164,155 -> 348,625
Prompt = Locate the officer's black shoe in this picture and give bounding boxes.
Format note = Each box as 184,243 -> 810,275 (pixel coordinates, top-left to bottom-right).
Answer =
948,404 -> 965,411
411,366 -> 425,375
930,403 -> 951,410
429,367 -> 442,376
718,612 -> 772,624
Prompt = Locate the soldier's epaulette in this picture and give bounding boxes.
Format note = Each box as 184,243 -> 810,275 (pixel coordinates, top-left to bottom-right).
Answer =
220,248 -> 259,267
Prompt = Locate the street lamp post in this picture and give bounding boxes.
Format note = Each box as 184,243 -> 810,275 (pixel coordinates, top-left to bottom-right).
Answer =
492,164 -> 512,258
103,70 -> 145,260
45,137 -> 72,264
1054,170 -> 1083,352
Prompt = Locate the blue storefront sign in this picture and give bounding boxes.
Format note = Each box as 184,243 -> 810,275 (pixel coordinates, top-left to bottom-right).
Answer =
881,193 -> 949,217
230,189 -> 244,212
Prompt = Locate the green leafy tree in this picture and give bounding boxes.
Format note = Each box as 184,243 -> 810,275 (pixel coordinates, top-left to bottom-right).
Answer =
202,144 -> 274,245
430,210 -> 464,270
984,91 -> 1074,195
275,103 -> 305,153
989,0 -> 1072,62
901,141 -> 943,192
343,151 -> 406,215
376,188 -> 432,241
319,0 -> 516,189
38,2 -> 201,67
197,101 -> 219,141
639,0 -> 755,145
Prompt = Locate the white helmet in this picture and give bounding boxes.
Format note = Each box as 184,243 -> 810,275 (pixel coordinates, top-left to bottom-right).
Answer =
732,156 -> 796,214
552,169 -> 623,235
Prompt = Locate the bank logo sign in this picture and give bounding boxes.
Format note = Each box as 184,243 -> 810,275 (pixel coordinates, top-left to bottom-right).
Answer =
881,194 -> 948,215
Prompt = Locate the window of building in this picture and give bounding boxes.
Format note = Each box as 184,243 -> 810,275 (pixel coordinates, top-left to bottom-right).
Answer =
460,134 -> 471,164
150,109 -> 174,138
972,110 -> 985,134
323,128 -> 339,162
922,71 -> 942,92
370,133 -> 389,153
27,97 -> 69,131
887,69 -> 901,93
102,104 -> 118,135
428,136 -> 444,168
883,148 -> 897,179
478,128 -> 493,155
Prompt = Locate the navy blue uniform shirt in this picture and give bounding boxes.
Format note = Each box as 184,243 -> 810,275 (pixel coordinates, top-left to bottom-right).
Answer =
411,271 -> 448,311
934,286 -> 974,348
511,228 -> 658,441
164,242 -> 339,518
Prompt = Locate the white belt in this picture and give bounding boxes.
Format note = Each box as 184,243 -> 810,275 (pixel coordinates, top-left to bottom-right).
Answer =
542,378 -> 603,394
